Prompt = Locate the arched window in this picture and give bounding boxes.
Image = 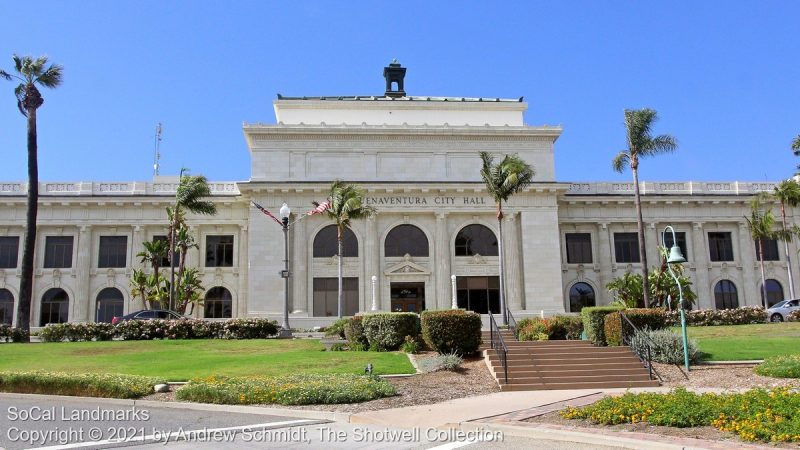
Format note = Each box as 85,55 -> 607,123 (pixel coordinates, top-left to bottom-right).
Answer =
313,225 -> 358,257
205,287 -> 232,319
0,289 -> 13,326
40,288 -> 69,326
569,282 -> 596,313
455,224 -> 498,256
95,288 -> 124,323
714,280 -> 739,310
762,279 -> 784,308
385,225 -> 429,257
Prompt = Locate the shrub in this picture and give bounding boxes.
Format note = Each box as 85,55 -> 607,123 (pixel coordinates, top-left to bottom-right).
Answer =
581,306 -> 624,346
362,312 -> 420,351
418,352 -> 463,373
221,319 -> 279,339
401,335 -> 419,354
176,374 -> 396,405
0,371 -> 164,398
787,310 -> 800,322
325,318 -> 350,339
420,309 -> 481,355
344,316 -> 368,349
546,315 -> 584,340
604,309 -> 668,347
630,328 -> 699,364
755,355 -> 800,378
38,324 -> 68,342
665,306 -> 767,326
0,325 -> 29,343
517,318 -> 549,341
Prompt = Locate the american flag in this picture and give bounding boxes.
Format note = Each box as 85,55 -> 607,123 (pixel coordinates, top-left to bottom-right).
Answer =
251,201 -> 282,225
308,199 -> 331,216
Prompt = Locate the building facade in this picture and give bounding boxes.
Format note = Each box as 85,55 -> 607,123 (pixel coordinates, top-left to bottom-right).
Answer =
0,63 -> 794,328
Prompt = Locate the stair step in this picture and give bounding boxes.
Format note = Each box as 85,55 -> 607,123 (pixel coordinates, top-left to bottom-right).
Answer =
495,362 -> 647,372
499,367 -> 649,377
499,380 -> 660,391
493,348 -> 633,355
498,373 -> 653,384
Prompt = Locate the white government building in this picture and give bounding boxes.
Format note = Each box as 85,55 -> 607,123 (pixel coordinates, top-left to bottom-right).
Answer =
0,62 -> 794,328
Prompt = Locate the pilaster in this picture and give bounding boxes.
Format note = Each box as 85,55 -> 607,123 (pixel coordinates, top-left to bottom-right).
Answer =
291,218 -> 307,313
434,212 -> 451,309
365,214 -> 381,310
738,221 -> 758,306
596,222 -> 612,305
504,213 -> 524,310
74,225 -> 92,322
690,222 -> 711,309
237,225 -> 249,317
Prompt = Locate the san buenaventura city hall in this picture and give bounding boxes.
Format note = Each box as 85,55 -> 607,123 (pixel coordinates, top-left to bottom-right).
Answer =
0,62 -> 792,329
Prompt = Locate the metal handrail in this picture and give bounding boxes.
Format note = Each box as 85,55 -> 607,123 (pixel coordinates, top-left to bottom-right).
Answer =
619,312 -> 661,381
488,312 -> 509,385
507,308 -> 518,339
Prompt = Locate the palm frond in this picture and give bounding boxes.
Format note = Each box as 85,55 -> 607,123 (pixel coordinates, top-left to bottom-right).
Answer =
12,54 -> 22,73
36,64 -> 63,88
792,135 -> 800,154
646,134 -> 678,155
0,70 -> 10,81
480,152 -> 535,203
611,151 -> 629,172
176,172 -> 217,216
774,179 -> 800,208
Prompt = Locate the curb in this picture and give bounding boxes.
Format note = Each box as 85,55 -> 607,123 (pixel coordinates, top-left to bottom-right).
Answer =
698,360 -> 763,365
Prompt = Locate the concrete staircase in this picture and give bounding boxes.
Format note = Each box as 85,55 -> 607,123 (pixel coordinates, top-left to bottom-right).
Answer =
480,330 -> 660,391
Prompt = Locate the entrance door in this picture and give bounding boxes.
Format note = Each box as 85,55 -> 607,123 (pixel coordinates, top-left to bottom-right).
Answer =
390,283 -> 425,312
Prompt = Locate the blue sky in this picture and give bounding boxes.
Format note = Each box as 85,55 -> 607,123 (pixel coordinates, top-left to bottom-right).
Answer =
0,1 -> 798,183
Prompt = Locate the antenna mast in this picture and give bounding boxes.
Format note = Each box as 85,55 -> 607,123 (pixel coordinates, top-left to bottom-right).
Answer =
153,123 -> 162,177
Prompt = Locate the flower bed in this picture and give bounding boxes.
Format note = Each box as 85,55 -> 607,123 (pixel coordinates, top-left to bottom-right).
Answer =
665,306 -> 767,326
561,387 -> 800,443
0,371 -> 164,398
0,324 -> 29,342
176,373 -> 396,405
755,355 -> 800,379
37,318 -> 279,342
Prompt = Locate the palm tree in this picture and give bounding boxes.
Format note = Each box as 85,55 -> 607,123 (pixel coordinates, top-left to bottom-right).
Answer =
612,108 -> 677,308
793,135 -> 800,174
318,180 -> 375,318
168,168 -> 216,310
1,55 -> 63,337
130,269 -> 150,310
479,151 -> 535,325
745,198 -> 778,309
137,239 -> 169,307
772,179 -> 800,298
175,267 -> 204,315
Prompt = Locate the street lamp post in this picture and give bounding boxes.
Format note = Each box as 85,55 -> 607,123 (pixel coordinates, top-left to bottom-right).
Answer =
451,275 -> 458,309
661,225 -> 689,371
371,275 -> 378,311
279,203 -> 292,338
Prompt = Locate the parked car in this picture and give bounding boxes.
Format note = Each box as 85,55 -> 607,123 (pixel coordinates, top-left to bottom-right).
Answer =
767,299 -> 800,322
111,310 -> 187,325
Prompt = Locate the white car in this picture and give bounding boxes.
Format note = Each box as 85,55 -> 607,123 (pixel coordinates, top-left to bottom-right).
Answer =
767,299 -> 800,322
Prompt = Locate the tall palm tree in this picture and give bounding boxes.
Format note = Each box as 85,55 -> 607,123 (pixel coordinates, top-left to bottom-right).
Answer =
772,180 -> 800,298
130,269 -> 150,310
137,239 -> 169,307
1,55 -> 63,337
745,198 -> 778,309
168,168 -> 216,310
612,108 -> 677,308
479,151 -> 535,325
318,180 -> 375,318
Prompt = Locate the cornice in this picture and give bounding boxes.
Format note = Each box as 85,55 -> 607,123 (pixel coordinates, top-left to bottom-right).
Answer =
273,99 -> 528,113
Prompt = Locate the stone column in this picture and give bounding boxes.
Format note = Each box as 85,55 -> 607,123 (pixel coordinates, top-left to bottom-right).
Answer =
131,226 -> 145,311
596,222 -> 612,305
504,213 -> 524,311
434,213 -> 451,309
292,217 -> 307,314
364,214 -> 381,310
645,222 -> 660,270
738,222 -> 758,307
690,222 -> 711,309
237,225 -> 249,317
74,225 -> 92,322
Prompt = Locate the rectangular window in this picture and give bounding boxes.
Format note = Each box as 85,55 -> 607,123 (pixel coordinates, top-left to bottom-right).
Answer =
0,236 -> 19,269
614,232 -> 640,263
153,235 -> 180,267
662,231 -> 689,262
98,236 -> 127,268
44,236 -> 74,269
456,276 -> 500,314
565,233 -> 592,264
708,232 -> 734,262
205,235 -> 234,267
756,238 -> 780,261
313,277 -> 358,317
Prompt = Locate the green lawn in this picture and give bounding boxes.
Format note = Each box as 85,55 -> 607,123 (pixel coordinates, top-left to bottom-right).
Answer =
685,322 -> 800,361
0,339 -> 414,381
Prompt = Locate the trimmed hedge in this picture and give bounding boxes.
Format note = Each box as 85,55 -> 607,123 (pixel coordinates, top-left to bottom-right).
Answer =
0,325 -> 29,343
0,371 -> 165,398
344,316 -> 368,348
604,308 -> 668,347
517,316 -> 584,341
37,318 -> 279,342
39,323 -> 115,342
420,309 -> 481,355
665,306 -> 767,326
581,306 -> 624,346
362,312 -> 420,351
517,318 -> 549,341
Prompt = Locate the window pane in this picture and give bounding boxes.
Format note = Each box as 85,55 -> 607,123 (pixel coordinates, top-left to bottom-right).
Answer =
98,236 -> 128,268
0,288 -> 13,326
95,288 -> 123,323
662,231 -> 689,262
569,282 -> 596,313
385,225 -> 429,257
714,280 -> 739,310
456,276 -> 499,314
565,233 -> 592,264
762,279 -> 784,307
313,277 -> 358,316
756,239 -> 780,261
40,288 -> 69,326
708,232 -> 734,262
614,233 -> 640,263
204,286 -> 233,318
313,225 -> 358,257
206,235 -> 234,267
455,224 -> 498,256
0,236 -> 19,269
44,236 -> 74,269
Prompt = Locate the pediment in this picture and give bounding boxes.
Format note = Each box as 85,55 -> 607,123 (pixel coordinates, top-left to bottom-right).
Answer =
384,258 -> 430,276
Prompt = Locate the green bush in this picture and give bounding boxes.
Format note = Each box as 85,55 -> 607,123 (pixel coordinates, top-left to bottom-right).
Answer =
604,309 -> 668,346
630,328 -> 699,364
0,325 -> 29,342
665,306 -> 767,326
362,312 -> 420,351
221,319 -> 279,339
420,309 -> 481,355
176,374 -> 396,405
325,318 -> 350,338
581,306 -> 624,346
561,387 -> 800,443
344,316 -> 368,349
755,355 -> 800,378
401,335 -> 420,354
418,352 -> 463,373
0,371 -> 164,398
517,318 -> 549,341
546,315 -> 584,340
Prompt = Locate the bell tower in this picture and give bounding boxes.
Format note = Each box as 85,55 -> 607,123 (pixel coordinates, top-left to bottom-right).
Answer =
383,59 -> 406,98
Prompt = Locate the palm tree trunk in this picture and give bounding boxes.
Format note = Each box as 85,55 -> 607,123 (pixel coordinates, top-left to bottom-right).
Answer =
337,229 -> 344,319
780,202 -> 795,298
631,164 -> 651,308
17,108 -> 38,338
169,216 -> 176,311
496,203 -> 507,325
758,240 -> 768,308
